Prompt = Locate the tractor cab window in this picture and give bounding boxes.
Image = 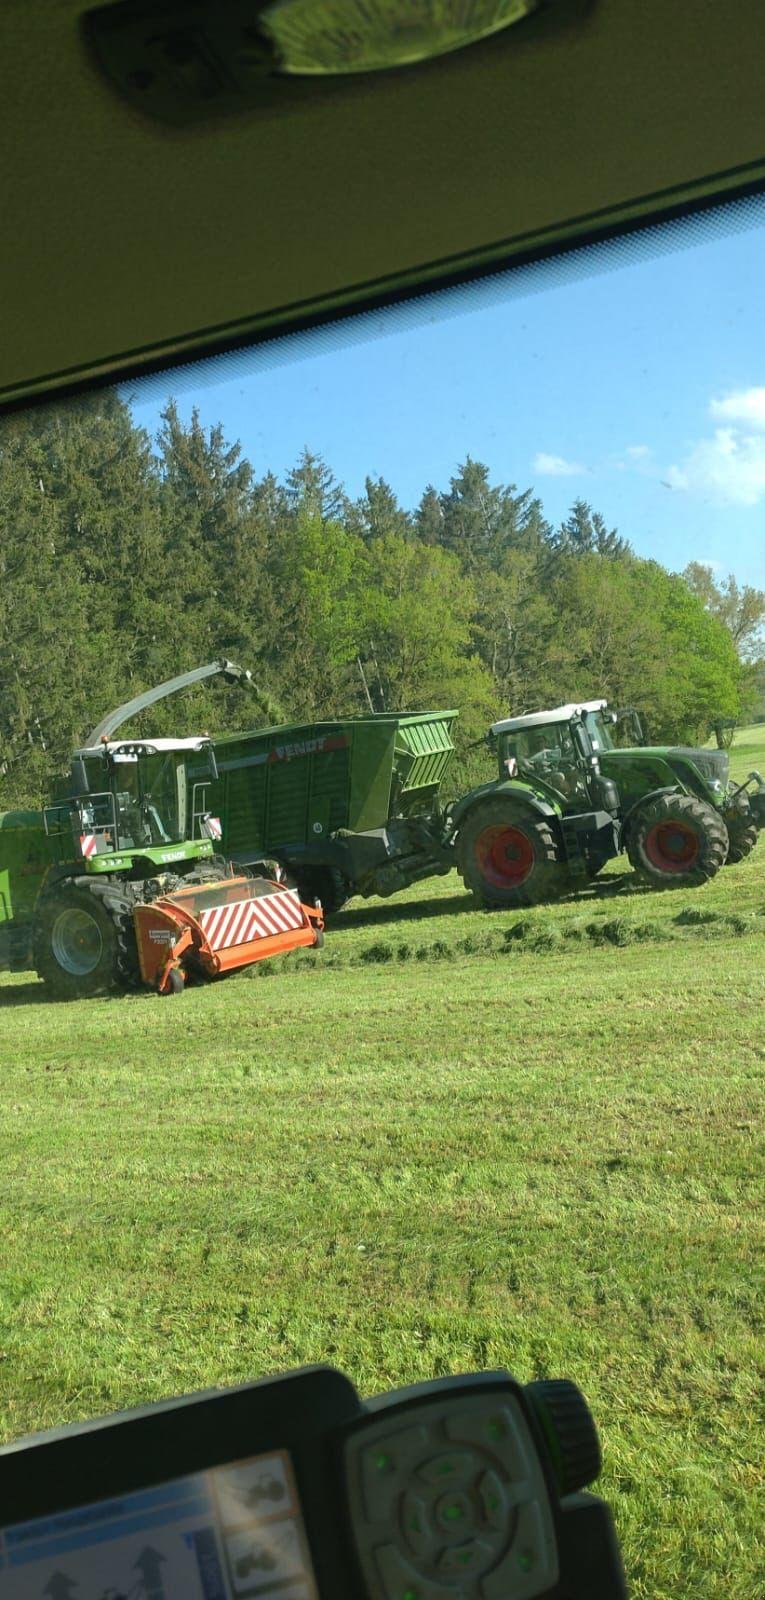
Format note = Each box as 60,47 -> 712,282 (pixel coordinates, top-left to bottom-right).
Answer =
583,711 -> 616,754
110,755 -> 182,849
507,723 -> 589,803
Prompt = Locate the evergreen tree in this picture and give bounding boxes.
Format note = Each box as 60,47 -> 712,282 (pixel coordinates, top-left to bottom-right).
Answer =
348,475 -> 412,542
286,449 -> 345,522
415,484 -> 444,546
555,498 -> 631,559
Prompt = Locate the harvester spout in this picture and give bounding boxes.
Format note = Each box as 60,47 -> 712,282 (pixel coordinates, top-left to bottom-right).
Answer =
86,660 -> 254,745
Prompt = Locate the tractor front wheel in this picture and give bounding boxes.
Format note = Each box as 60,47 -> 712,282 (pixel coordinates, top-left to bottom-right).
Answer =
626,794 -> 728,888
457,801 -> 563,908
724,815 -> 758,864
33,886 -> 122,999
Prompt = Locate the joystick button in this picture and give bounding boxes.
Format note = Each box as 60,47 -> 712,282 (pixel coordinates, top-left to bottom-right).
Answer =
446,1406 -> 528,1478
400,1491 -> 433,1560
418,1451 -> 476,1487
438,1538 -> 494,1576
480,1501 -> 555,1600
361,1425 -> 430,1521
477,1469 -> 507,1530
374,1542 -> 470,1600
434,1489 -> 474,1537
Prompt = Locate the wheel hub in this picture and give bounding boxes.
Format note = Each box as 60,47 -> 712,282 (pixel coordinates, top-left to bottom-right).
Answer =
475,823 -> 535,887
644,819 -> 700,871
50,907 -> 104,975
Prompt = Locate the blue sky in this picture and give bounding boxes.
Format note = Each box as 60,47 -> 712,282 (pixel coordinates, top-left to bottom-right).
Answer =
129,200 -> 765,587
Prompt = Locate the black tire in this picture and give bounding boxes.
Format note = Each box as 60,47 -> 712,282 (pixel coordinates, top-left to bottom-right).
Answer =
724,816 -> 758,864
625,793 -> 728,887
456,799 -> 564,909
33,885 -> 122,1000
294,866 -> 349,915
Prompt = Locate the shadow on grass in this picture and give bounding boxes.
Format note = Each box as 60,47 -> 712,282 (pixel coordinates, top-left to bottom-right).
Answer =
0,980 -> 51,1007
329,871 -> 643,930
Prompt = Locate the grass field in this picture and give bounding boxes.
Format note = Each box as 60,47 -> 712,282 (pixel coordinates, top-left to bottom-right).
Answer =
1,729 -> 764,1597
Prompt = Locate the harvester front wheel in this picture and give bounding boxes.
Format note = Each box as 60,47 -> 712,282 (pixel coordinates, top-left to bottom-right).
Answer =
33,886 -> 121,1000
457,801 -> 563,909
626,793 -> 728,887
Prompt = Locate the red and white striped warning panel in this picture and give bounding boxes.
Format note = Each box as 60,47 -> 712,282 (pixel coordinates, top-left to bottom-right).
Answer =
79,834 -> 97,859
202,815 -> 223,841
198,888 -> 305,951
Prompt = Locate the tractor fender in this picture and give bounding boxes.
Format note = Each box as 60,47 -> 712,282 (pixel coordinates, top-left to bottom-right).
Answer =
449,780 -> 559,840
619,786 -> 682,844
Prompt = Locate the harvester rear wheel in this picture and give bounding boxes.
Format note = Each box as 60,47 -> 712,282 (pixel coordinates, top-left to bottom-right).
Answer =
457,800 -> 563,909
33,885 -> 122,999
724,816 -> 758,864
626,793 -> 728,887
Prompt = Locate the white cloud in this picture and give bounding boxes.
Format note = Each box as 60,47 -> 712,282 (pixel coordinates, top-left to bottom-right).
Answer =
666,426 -> 765,506
625,444 -> 652,459
709,386 -> 765,430
533,451 -> 585,477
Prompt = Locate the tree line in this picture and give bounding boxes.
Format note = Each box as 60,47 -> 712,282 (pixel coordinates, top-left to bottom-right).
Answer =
1,391 -> 763,807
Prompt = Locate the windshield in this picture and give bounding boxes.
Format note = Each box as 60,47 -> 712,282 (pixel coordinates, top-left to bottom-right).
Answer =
503,722 -> 590,804
111,754 -> 183,848
583,711 -> 616,753
2,191 -> 764,1600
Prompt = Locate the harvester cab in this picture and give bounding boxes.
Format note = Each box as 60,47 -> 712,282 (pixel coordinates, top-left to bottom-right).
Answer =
46,736 -> 221,872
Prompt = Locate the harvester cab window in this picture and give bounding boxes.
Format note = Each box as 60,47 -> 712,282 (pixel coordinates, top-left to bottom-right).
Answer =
110,753 -> 181,849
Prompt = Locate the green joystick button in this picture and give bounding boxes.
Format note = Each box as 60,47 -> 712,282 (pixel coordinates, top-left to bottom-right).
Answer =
435,1490 -> 474,1537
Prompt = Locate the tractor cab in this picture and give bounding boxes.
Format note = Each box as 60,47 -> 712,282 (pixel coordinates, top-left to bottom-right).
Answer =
45,737 -> 220,870
489,703 -> 614,813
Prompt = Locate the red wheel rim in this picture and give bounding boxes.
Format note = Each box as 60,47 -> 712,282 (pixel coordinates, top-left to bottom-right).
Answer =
644,819 -> 700,872
475,824 -> 535,887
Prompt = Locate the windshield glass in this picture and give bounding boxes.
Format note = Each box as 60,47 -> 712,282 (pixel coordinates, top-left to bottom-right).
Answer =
2,194 -> 764,1600
583,711 -> 616,753
504,722 -> 590,803
111,754 -> 182,848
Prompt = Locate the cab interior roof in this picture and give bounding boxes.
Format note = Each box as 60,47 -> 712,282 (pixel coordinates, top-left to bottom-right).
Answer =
2,0 -> 765,406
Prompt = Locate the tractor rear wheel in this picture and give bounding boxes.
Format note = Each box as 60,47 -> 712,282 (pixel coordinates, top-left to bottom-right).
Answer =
457,800 -> 563,908
626,793 -> 728,887
724,816 -> 758,864
33,885 -> 122,999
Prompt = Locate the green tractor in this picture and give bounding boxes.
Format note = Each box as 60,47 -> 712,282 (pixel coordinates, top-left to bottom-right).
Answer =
458,698 -> 762,907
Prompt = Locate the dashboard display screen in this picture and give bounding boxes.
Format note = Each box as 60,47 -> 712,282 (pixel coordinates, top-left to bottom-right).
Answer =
0,1450 -> 319,1599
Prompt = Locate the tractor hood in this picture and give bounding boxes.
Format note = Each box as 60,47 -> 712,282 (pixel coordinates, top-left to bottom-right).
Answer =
599,745 -> 729,791
663,747 -> 729,786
